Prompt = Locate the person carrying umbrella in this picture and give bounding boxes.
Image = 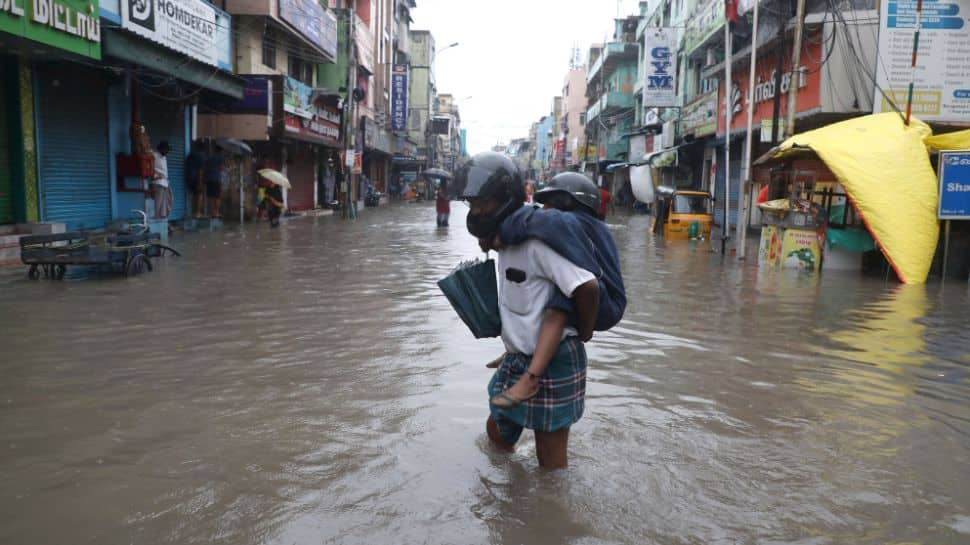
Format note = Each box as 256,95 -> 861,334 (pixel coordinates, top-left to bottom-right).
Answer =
259,169 -> 290,228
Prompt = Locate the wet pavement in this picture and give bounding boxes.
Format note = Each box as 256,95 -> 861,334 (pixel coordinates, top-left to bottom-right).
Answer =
1,203 -> 969,545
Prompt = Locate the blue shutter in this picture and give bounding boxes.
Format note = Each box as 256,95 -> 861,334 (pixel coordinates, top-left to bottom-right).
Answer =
140,96 -> 187,220
36,64 -> 110,231
713,159 -> 741,228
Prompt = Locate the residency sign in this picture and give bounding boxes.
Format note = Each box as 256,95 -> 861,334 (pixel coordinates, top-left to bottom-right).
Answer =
0,0 -> 101,58
643,27 -> 677,108
120,0 -> 221,66
874,0 -> 970,122
391,64 -> 408,131
938,151 -> 970,219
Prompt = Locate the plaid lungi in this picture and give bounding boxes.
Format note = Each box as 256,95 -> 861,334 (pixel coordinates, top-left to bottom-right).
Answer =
488,336 -> 587,445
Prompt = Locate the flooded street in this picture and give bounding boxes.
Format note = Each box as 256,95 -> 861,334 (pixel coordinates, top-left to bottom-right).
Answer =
1,203 -> 969,545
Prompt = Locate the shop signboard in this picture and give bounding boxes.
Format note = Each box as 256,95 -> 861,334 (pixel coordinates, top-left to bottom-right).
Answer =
0,0 -> 102,58
120,0 -> 224,67
391,64 -> 408,131
718,31 -> 822,134
283,76 -> 314,119
642,27 -> 677,108
938,151 -> 970,219
228,75 -> 270,111
874,0 -> 970,122
680,90 -> 718,137
683,0 -> 725,55
276,76 -> 341,145
279,0 -> 337,60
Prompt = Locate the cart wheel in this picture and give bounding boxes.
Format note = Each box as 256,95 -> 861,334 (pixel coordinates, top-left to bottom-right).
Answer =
159,245 -> 181,257
28,264 -> 40,280
56,264 -> 67,280
125,255 -> 149,276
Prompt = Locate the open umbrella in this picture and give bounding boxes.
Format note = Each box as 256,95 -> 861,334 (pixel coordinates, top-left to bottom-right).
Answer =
421,168 -> 452,180
258,169 -> 291,189
215,138 -> 253,155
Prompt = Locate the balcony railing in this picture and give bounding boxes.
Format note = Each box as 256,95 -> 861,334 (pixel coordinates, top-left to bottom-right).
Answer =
587,42 -> 639,83
586,91 -> 635,123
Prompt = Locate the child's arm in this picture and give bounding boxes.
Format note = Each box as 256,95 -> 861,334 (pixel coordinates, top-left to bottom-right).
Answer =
526,308 -> 570,378
571,278 -> 600,342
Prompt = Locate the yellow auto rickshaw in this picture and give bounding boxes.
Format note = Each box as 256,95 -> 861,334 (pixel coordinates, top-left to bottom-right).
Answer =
652,186 -> 713,239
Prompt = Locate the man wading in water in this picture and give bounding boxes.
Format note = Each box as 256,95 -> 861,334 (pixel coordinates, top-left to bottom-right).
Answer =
456,152 -> 600,469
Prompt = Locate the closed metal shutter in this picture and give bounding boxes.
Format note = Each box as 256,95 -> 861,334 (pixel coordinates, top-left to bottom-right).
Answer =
714,159 -> 741,229
36,64 -> 110,231
141,95 -> 187,220
286,146 -> 315,212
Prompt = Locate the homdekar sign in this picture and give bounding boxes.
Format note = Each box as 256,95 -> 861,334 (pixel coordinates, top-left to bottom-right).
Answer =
121,0 -> 220,66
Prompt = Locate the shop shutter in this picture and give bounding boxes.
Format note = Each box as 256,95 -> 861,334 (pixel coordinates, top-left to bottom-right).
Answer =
0,70 -> 13,225
286,147 -> 315,212
140,95 -> 187,220
36,64 -> 110,231
713,159 -> 741,229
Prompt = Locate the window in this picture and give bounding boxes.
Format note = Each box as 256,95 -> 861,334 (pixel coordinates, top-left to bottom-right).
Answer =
579,112 -> 586,126
289,56 -> 313,85
262,30 -> 276,69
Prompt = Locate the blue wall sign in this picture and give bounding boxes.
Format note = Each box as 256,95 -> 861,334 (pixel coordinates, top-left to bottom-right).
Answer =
391,64 -> 408,131
938,151 -> 970,219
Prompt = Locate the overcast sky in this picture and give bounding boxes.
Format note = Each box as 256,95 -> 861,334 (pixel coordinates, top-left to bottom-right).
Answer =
411,0 -> 646,155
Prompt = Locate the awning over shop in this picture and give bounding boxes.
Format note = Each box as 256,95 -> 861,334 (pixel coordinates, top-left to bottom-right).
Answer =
103,30 -> 245,99
640,146 -> 681,168
755,113 -> 940,284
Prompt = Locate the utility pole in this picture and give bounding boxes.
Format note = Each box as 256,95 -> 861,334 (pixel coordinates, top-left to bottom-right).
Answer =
784,0 -> 806,138
341,9 -> 358,220
737,0 -> 760,260
722,18 -> 733,255
770,1 -> 787,144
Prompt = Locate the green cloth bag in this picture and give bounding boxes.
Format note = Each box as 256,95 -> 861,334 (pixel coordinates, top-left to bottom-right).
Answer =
437,258 -> 502,338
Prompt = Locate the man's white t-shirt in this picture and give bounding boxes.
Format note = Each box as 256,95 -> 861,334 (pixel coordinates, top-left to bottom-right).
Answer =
152,151 -> 169,188
498,238 -> 596,355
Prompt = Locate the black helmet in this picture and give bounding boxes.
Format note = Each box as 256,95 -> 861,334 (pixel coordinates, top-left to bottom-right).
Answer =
535,172 -> 601,217
455,152 -> 525,239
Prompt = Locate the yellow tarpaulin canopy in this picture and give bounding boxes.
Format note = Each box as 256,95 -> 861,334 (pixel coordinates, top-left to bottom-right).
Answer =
757,113 -> 940,284
924,129 -> 970,152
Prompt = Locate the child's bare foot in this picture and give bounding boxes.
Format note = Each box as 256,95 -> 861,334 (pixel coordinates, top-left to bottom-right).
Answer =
491,372 -> 540,408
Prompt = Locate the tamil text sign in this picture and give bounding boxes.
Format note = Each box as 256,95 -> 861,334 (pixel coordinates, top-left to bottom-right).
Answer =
121,0 -> 221,66
391,64 -> 408,131
874,0 -> 970,122
279,0 -> 337,60
718,30 -> 822,134
0,0 -> 101,58
680,90 -> 718,137
643,27 -> 677,108
938,151 -> 970,219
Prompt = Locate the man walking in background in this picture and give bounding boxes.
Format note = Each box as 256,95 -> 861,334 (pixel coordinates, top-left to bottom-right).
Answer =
151,141 -> 173,219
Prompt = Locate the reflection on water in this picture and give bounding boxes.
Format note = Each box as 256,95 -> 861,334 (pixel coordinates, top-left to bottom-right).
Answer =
1,205 -> 968,545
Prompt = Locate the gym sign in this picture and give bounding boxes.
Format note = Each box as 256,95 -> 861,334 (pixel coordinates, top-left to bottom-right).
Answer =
0,0 -> 101,58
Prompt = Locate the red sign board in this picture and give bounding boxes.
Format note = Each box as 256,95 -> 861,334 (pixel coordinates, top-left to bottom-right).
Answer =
718,30 -> 822,134
282,105 -> 341,146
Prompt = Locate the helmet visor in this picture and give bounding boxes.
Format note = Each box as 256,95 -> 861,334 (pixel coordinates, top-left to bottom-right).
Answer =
457,165 -> 504,200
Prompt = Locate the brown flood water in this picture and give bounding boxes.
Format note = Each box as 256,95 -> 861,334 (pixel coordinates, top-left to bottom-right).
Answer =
1,203 -> 969,545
